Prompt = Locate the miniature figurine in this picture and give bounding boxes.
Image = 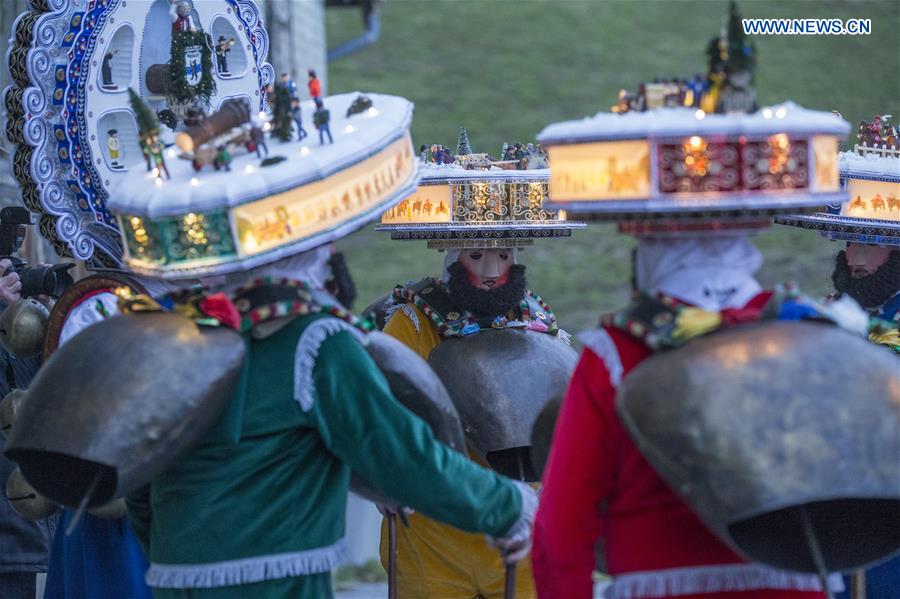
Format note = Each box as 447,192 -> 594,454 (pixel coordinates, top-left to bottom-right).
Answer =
249,122 -> 269,158
170,0 -> 196,33
270,84 -> 294,143
308,69 -> 322,101
214,145 -> 232,172
157,109 -> 178,131
106,129 -> 123,170
215,36 -> 235,75
291,98 -> 308,141
146,135 -> 170,179
101,49 -> 118,90
346,94 -> 373,117
313,97 -> 333,145
279,73 -> 299,101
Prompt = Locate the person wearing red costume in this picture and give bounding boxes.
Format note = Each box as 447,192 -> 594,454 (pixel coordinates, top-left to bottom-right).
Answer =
532,234 -> 844,599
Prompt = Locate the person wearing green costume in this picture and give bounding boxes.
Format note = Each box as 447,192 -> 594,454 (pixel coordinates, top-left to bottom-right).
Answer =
109,94 -> 534,598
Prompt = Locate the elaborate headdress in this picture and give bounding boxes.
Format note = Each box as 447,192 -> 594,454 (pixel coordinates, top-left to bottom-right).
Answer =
3,0 -> 419,278
776,122 -> 899,246
537,103 -> 849,235
377,160 -> 583,249
3,0 -> 275,268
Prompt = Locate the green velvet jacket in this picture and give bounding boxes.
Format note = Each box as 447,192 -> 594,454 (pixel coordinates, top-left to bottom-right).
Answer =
127,312 -> 521,598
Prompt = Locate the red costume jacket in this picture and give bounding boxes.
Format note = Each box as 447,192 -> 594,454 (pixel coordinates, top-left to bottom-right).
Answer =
308,77 -> 321,99
532,294 -> 840,599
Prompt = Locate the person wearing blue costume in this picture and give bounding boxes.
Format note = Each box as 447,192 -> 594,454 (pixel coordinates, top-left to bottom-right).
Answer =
830,243 -> 900,599
45,512 -> 151,599
41,285 -> 158,599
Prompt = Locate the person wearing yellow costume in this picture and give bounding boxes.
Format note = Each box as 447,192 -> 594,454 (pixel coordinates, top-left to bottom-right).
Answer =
379,247 -> 554,599
372,145 -> 583,597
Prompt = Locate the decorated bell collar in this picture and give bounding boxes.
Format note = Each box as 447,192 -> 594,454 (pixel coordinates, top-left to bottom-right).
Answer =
537,102 -> 850,232
776,144 -> 900,246
107,93 -> 419,278
376,162 -> 584,249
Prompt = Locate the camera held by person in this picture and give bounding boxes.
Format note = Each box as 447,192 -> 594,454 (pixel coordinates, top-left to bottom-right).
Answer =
0,207 -> 74,300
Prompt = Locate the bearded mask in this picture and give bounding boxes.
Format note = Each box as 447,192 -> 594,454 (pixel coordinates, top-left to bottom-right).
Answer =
832,249 -> 900,310
446,261 -> 527,317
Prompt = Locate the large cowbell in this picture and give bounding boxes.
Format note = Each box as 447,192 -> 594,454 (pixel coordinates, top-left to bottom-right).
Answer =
350,331 -> 465,506
617,321 -> 900,573
5,313 -> 245,509
429,329 -> 578,481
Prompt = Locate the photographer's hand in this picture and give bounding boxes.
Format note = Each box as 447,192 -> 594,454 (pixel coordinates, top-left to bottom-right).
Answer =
0,259 -> 22,304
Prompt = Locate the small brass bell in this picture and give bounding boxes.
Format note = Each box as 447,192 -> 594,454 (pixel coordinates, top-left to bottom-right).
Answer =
0,299 -> 49,357
88,497 -> 127,520
5,467 -> 59,521
0,388 -> 26,440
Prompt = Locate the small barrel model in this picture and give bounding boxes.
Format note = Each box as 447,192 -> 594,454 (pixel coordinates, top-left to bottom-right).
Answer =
176,99 -> 251,153
145,64 -> 169,95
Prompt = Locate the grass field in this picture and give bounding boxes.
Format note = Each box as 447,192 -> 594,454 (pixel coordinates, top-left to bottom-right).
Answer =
326,1 -> 900,332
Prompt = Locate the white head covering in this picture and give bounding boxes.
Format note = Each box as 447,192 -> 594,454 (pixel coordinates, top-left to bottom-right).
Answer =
200,244 -> 334,295
440,247 -> 519,282
60,246 -> 334,345
634,234 -> 763,311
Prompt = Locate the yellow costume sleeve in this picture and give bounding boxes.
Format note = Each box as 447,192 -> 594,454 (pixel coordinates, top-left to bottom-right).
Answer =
383,304 -> 442,360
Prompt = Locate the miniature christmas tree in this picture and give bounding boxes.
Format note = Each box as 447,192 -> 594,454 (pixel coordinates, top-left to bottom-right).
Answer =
456,127 -> 472,156
725,1 -> 755,78
271,84 -> 294,142
128,87 -> 159,143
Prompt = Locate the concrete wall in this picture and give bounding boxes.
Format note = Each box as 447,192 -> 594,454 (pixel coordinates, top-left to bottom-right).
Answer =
263,0 -> 328,98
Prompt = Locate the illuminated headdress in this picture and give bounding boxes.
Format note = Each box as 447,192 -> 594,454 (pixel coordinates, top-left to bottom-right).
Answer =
776,125 -> 899,246
537,103 -> 850,236
3,0 -> 418,278
377,161 -> 584,249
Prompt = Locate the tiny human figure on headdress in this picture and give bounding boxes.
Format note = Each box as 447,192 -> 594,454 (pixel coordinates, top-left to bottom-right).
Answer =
101,49 -> 118,90
170,0 -> 196,33
146,135 -> 170,179
215,145 -> 232,172
278,73 -> 298,101
291,98 -> 308,142
106,129 -> 123,170
308,69 -> 322,101
249,117 -> 269,159
215,36 -> 235,75
313,97 -> 333,145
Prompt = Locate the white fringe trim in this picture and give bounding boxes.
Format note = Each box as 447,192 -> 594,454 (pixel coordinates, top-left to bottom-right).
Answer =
294,319 -> 364,412
604,563 -> 844,599
384,301 -> 402,324
398,304 -> 420,332
578,329 -> 624,388
145,538 -> 349,588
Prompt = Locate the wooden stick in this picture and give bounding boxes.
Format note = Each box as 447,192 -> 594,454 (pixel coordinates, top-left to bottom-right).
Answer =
387,512 -> 398,599
504,563 -> 517,599
851,569 -> 866,599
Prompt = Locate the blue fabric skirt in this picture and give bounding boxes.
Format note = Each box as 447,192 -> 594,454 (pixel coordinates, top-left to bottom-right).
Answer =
837,554 -> 900,599
44,511 -> 151,599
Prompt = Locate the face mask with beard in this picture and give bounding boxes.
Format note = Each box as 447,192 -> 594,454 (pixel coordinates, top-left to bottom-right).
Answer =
446,261 -> 527,317
326,251 -> 357,309
832,249 -> 900,309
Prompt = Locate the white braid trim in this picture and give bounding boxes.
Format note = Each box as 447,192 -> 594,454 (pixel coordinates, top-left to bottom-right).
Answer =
578,329 -> 624,388
604,563 -> 844,599
294,319 -> 364,412
145,538 -> 349,588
